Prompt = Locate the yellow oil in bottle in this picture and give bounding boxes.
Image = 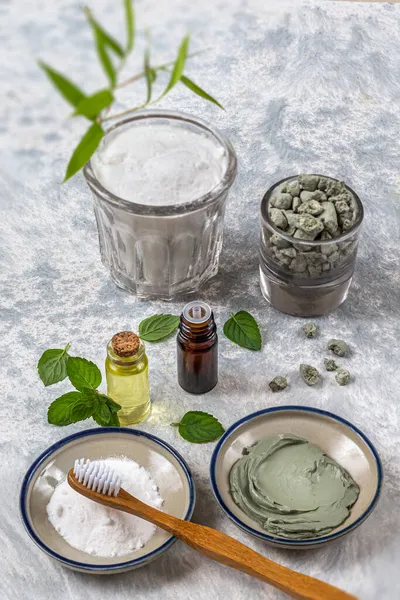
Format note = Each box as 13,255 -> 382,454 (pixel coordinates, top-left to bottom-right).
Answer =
106,332 -> 151,425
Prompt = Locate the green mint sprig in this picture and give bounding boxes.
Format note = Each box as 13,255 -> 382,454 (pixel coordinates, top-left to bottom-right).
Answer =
37,346 -> 121,427
38,0 -> 224,182
171,411 -> 224,443
223,311 -> 262,351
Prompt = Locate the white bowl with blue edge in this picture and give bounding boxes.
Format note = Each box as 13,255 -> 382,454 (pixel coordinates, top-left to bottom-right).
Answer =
20,428 -> 195,573
210,406 -> 382,549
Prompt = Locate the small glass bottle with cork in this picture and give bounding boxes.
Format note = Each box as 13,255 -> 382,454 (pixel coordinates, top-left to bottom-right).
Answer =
105,331 -> 150,425
177,301 -> 218,394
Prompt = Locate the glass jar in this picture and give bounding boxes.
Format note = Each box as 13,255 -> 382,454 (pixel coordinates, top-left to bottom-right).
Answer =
105,332 -> 150,425
84,110 -> 237,300
259,175 -> 364,316
177,301 -> 218,394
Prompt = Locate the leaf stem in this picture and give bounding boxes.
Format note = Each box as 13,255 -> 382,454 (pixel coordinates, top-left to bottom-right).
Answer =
170,422 -> 180,427
100,103 -> 148,122
116,49 -> 209,89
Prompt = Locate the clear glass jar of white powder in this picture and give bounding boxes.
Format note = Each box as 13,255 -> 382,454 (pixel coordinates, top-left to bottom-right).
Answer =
84,110 -> 237,299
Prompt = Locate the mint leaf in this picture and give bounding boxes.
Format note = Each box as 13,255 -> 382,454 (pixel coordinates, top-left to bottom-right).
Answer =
108,412 -> 121,427
171,411 -> 224,443
63,122 -> 104,182
70,396 -> 98,423
48,391 -> 82,426
83,390 -> 120,425
67,357 -> 102,391
73,89 -> 113,120
38,344 -> 71,386
38,62 -> 85,107
99,394 -> 121,413
180,75 -> 224,110
124,0 -> 135,53
93,402 -> 111,426
223,311 -> 262,351
159,35 -> 190,99
139,314 -> 180,342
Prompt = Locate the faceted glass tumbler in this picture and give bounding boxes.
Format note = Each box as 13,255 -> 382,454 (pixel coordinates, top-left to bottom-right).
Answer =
259,175 -> 364,317
84,110 -> 237,300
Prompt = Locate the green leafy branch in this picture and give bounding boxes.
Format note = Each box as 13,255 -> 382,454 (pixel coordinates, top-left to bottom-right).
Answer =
38,0 -> 223,183
38,344 -> 121,427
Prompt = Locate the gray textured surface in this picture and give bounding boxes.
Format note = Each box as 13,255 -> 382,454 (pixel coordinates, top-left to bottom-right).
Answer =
1,0 -> 399,599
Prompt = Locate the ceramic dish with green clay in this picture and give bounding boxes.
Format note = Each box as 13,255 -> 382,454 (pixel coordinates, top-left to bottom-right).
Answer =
20,428 -> 195,573
210,406 -> 382,549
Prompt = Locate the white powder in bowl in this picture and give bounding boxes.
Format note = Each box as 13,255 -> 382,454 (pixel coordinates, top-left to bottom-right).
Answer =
46,457 -> 164,558
91,123 -> 227,206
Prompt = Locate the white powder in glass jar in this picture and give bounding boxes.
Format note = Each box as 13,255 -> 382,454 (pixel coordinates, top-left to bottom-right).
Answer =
91,123 -> 227,206
46,457 -> 164,558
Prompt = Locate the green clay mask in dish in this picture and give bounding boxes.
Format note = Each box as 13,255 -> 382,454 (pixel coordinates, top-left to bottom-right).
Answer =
229,434 -> 360,540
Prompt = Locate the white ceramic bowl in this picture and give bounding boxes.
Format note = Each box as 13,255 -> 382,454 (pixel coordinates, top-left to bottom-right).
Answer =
20,428 -> 195,573
210,406 -> 382,549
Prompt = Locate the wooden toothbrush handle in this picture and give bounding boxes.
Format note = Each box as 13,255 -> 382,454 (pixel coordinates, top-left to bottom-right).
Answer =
116,489 -> 358,600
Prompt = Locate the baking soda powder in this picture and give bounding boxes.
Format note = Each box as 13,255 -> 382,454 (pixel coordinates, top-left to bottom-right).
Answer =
47,457 -> 164,557
91,123 -> 227,206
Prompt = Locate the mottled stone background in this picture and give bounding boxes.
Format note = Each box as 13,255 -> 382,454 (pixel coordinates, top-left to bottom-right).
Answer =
1,0 -> 399,598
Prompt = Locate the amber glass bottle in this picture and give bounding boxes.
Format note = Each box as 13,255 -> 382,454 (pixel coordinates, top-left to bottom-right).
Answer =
177,301 -> 218,394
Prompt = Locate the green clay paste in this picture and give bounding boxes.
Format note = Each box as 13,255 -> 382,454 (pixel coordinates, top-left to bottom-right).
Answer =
229,434 -> 360,539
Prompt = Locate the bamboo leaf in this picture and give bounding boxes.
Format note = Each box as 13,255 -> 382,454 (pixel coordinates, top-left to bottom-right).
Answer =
160,35 -> 190,99
84,7 -> 119,86
124,0 -> 135,53
38,61 -> 85,107
180,75 -> 224,110
144,49 -> 155,105
84,8 -> 124,58
95,30 -> 117,87
63,122 -> 104,182
73,89 -> 113,120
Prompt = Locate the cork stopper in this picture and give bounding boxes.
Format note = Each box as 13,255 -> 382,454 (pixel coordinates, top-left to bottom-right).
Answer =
111,331 -> 140,357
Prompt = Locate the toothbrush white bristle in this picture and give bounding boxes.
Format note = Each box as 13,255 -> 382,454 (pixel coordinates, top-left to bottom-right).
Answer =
73,458 -> 122,497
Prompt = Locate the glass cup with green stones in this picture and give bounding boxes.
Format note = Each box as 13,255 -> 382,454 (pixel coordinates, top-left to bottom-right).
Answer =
259,175 -> 364,317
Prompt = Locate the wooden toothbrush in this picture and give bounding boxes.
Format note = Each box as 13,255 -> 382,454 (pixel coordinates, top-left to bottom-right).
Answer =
68,459 -> 358,600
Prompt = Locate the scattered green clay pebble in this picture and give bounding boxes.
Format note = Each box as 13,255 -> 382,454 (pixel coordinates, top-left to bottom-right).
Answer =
300,364 -> 320,386
302,322 -> 318,338
269,376 -> 288,392
335,368 -> 351,386
324,358 -> 338,371
328,339 -> 348,357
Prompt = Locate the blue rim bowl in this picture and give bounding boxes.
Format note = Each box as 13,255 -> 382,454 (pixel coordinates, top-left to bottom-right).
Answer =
210,406 -> 383,548
20,428 -> 195,572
